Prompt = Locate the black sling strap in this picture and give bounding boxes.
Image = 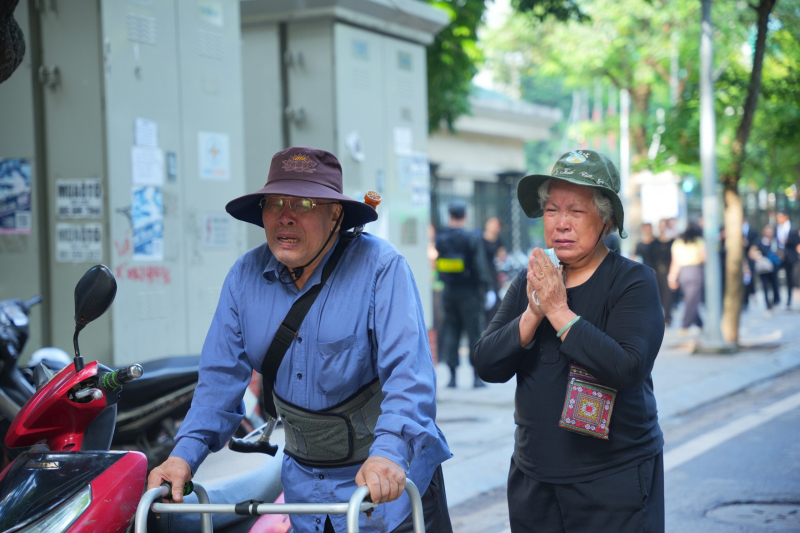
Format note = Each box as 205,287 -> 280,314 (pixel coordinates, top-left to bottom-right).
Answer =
260,235 -> 353,419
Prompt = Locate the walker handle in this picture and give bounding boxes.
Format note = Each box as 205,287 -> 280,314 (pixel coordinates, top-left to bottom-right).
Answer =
346,479 -> 425,533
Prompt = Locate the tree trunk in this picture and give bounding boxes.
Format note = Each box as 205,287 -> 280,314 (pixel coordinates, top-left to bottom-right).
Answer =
719,0 -> 776,344
722,184 -> 744,344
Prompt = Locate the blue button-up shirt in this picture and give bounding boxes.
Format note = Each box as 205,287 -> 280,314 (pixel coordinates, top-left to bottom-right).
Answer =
172,233 -> 451,533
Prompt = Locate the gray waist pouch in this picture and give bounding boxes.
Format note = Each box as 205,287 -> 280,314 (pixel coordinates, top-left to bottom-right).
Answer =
274,378 -> 384,467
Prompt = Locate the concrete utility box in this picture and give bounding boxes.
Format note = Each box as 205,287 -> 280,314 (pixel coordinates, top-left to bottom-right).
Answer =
0,0 -> 246,365
240,0 -> 448,326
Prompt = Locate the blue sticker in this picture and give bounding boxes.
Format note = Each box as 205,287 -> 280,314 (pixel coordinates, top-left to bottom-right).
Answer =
0,158 -> 32,234
132,186 -> 164,261
565,152 -> 587,164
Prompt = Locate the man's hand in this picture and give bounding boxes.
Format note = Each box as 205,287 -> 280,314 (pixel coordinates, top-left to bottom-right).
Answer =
355,456 -> 406,504
147,456 -> 193,503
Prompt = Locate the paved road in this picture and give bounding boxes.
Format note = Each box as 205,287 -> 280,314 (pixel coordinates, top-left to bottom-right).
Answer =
192,297 -> 800,532
444,366 -> 800,533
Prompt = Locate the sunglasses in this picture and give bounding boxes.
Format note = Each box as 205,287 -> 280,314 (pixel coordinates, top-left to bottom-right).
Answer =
258,197 -> 338,215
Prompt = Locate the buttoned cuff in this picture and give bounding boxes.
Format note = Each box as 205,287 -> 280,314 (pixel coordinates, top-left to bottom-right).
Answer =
170,436 -> 211,475
370,433 -> 413,473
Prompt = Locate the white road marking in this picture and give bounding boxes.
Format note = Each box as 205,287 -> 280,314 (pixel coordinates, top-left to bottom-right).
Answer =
664,390 -> 800,472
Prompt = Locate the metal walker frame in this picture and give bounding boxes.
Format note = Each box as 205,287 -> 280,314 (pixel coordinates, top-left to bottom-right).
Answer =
135,479 -> 425,533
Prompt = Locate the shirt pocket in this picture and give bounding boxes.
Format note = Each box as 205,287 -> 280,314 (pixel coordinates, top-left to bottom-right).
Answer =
316,334 -> 369,397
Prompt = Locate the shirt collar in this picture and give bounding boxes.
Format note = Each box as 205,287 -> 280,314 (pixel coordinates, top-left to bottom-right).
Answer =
262,235 -> 342,289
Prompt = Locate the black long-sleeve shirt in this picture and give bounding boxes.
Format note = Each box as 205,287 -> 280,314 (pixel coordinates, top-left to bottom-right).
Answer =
473,252 -> 665,483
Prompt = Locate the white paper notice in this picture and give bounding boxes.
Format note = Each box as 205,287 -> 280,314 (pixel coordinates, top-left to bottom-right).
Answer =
131,146 -> 165,186
201,212 -> 231,250
132,186 -> 164,262
56,178 -> 103,219
134,118 -> 158,147
198,131 -> 230,181
397,152 -> 430,191
393,127 -> 413,156
56,223 -> 103,263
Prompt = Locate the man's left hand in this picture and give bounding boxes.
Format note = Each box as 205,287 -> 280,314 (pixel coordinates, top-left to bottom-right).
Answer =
355,456 -> 406,504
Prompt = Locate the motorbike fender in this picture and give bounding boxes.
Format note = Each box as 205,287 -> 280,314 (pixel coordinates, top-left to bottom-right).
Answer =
249,493 -> 292,533
67,451 -> 147,533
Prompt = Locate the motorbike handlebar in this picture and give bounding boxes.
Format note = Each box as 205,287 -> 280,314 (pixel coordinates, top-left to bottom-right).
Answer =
22,296 -> 42,314
101,364 -> 143,391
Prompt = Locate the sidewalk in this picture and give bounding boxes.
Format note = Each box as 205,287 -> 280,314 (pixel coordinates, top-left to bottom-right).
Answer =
435,297 -> 800,508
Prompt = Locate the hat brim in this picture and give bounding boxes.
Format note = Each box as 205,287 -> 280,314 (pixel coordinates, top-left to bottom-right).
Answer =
226,179 -> 378,231
518,174 -> 627,239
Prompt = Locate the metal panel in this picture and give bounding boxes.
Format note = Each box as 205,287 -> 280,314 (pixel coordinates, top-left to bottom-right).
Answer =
0,2 -> 46,360
286,21 -> 335,151
332,23 -> 432,326
175,0 -> 247,354
100,0 -> 187,365
379,33 -> 432,326
241,23 -> 283,250
37,0 -> 112,364
332,24 -> 386,200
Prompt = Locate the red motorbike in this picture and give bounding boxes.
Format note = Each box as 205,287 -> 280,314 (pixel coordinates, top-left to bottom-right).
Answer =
0,265 -> 147,532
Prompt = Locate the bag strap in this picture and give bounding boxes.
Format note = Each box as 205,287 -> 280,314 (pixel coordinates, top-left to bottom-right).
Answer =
260,235 -> 353,418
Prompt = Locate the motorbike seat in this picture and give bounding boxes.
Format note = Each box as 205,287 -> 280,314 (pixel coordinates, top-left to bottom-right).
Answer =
116,355 -> 200,411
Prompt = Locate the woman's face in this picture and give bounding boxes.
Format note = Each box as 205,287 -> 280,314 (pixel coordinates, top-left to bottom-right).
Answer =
543,181 -> 607,264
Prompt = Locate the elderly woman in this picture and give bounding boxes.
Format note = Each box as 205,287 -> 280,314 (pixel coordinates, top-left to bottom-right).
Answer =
474,150 -> 665,532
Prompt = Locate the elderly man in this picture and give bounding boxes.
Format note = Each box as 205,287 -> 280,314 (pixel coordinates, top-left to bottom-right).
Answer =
147,147 -> 452,533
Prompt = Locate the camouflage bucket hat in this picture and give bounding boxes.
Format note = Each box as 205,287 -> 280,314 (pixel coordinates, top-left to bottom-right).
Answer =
517,150 -> 628,239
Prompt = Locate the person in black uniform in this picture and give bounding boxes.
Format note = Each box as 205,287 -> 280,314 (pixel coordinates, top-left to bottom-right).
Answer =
436,202 -> 492,388
776,210 -> 800,307
653,219 -> 674,326
474,150 -> 665,532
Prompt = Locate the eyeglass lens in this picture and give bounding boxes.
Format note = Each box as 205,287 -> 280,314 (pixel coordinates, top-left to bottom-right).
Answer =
260,197 -> 316,213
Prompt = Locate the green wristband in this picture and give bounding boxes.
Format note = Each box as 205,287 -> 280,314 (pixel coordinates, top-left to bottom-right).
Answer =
557,316 -> 581,338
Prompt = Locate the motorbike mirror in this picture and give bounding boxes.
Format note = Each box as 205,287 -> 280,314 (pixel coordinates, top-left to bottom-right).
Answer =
74,265 -> 117,327
73,265 -> 117,372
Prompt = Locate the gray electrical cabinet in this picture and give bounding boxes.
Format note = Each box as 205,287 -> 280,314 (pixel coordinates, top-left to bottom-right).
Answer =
240,0 -> 448,327
0,0 -> 246,365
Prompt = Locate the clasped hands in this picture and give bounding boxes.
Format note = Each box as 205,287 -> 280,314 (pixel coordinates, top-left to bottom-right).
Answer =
520,248 -> 577,344
526,247 -> 568,318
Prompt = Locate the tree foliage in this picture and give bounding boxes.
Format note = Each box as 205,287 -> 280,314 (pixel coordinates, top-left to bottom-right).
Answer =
425,0 -> 595,132
425,0 -> 487,132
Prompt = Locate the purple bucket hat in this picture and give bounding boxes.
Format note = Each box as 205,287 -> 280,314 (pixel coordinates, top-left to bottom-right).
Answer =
225,147 -> 378,231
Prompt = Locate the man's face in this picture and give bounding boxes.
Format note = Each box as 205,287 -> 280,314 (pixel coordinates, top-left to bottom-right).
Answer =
262,196 -> 342,268
777,213 -> 789,225
642,224 -> 653,239
543,181 -> 607,264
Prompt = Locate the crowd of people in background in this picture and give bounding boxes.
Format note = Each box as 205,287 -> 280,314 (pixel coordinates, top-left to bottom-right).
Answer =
430,206 -> 800,372
634,211 -> 800,335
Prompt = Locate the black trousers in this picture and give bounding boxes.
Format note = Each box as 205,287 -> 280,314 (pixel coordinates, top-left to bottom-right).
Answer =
654,269 -> 671,325
323,466 -> 452,533
507,452 -> 665,533
760,271 -> 780,309
440,286 -> 483,370
782,260 -> 796,305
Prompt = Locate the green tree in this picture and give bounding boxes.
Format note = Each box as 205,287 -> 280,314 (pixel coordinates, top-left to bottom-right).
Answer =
481,0 -> 796,343
425,0 -> 593,132
425,0 -> 487,132
654,0 -> 788,343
